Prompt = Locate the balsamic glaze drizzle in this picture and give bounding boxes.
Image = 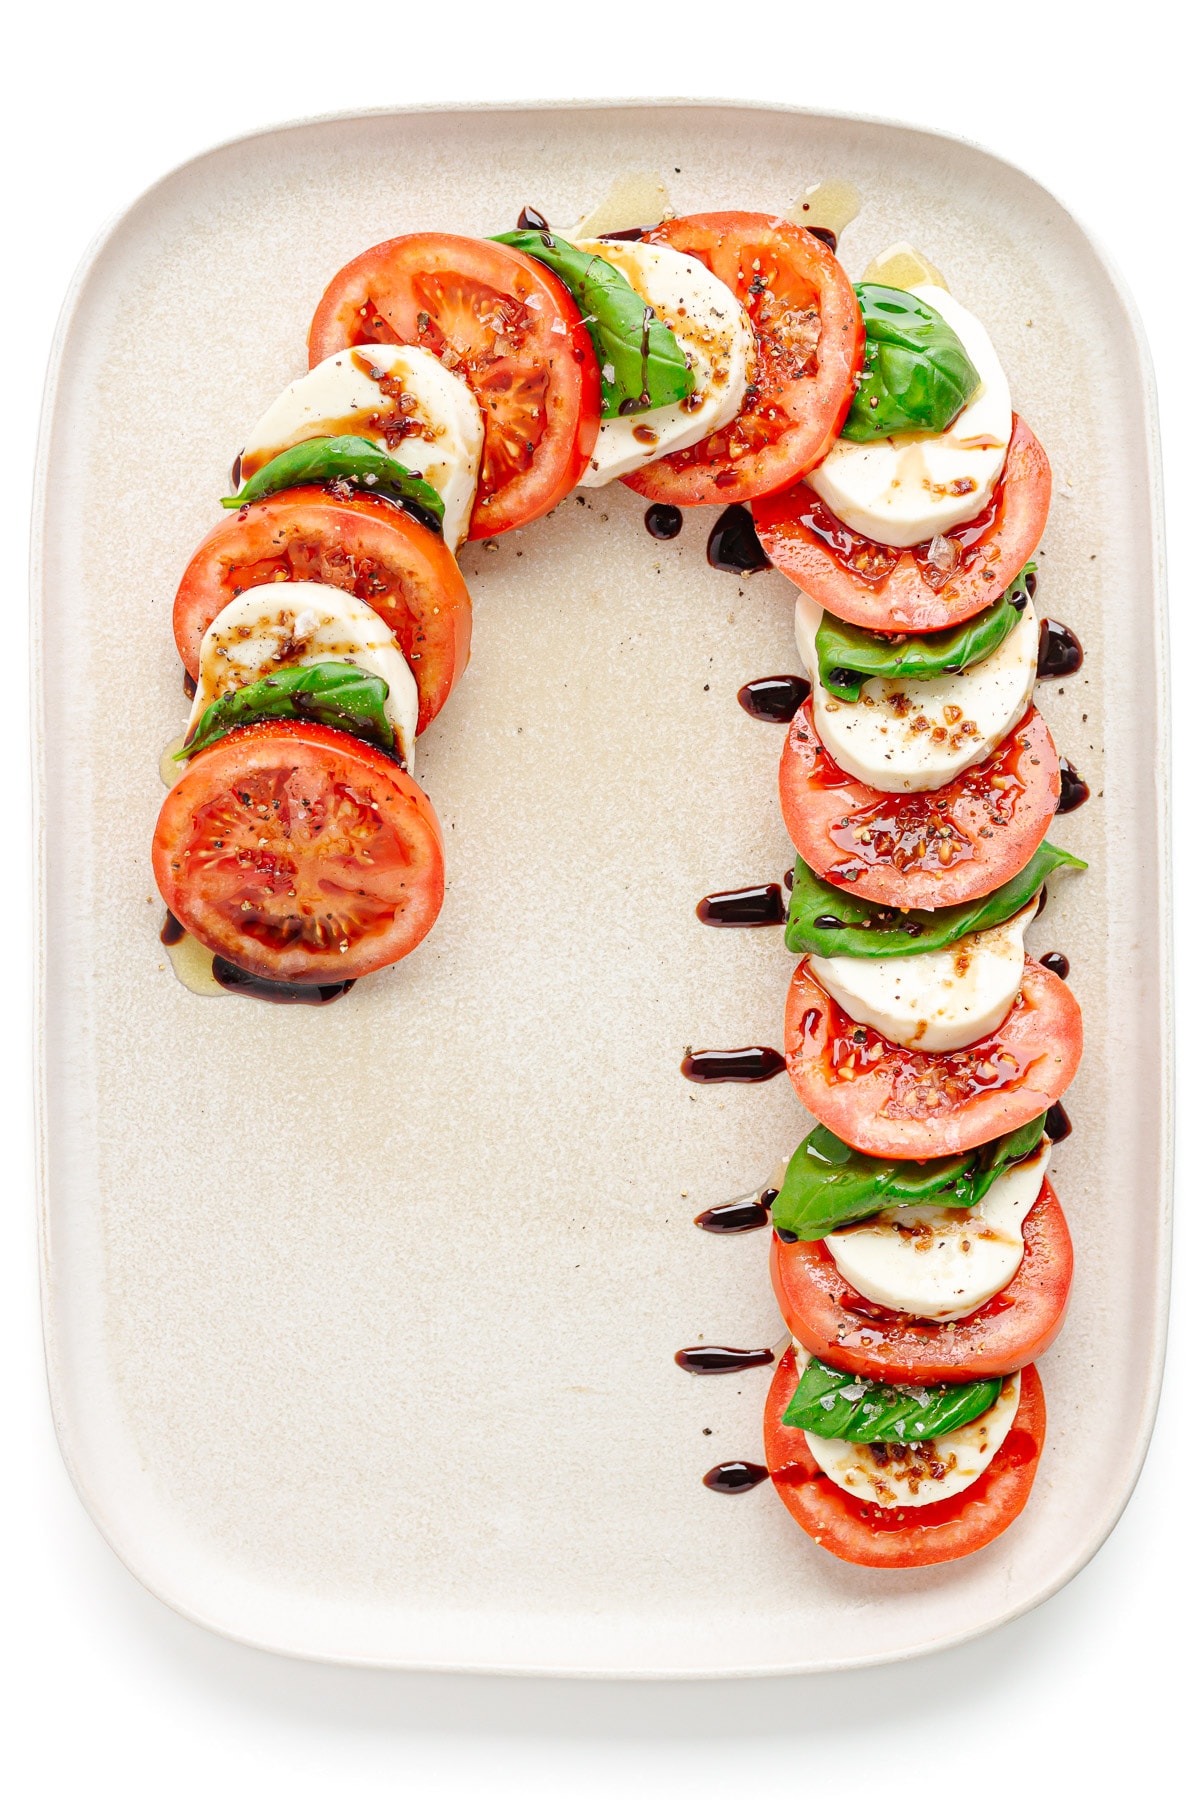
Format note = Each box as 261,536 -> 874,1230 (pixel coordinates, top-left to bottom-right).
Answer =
675,1345 -> 775,1375
1037,618 -> 1084,679
737,675 -> 810,723
703,1461 -> 770,1494
1040,950 -> 1071,980
706,505 -> 771,575
694,1191 -> 776,1234
644,503 -> 683,539
160,911 -> 185,946
696,884 -> 786,927
211,957 -> 356,1006
182,668 -> 197,700
1056,759 -> 1090,813
1045,1102 -> 1073,1143
516,205 -> 550,230
681,1047 -> 787,1084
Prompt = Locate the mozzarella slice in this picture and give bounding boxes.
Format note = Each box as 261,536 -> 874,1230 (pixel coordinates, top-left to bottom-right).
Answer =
238,345 -> 484,552
809,899 -> 1036,1053
570,238 -> 755,486
826,1140 -> 1051,1320
795,590 -> 1038,794
186,581 -> 420,772
807,286 -> 1012,548
802,1366 -> 1022,1508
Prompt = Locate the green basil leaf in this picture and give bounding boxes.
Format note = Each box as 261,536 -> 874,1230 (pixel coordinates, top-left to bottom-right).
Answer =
841,284 -> 980,442
178,661 -> 396,760
224,436 -> 445,534
771,1115 -> 1049,1240
817,564 -> 1037,702
493,229 -> 694,419
782,1356 -> 1002,1442
785,840 -> 1087,960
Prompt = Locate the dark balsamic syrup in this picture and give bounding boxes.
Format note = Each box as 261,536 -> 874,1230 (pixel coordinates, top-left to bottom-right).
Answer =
1040,950 -> 1071,980
644,503 -> 683,539
229,451 -> 242,490
737,675 -> 810,723
681,1047 -> 786,1083
597,226 -> 651,241
1057,759 -> 1090,813
696,884 -> 786,927
807,226 -> 838,252
1037,618 -> 1084,679
706,505 -> 771,575
516,205 -> 550,231
160,911 -> 185,947
675,1345 -> 775,1375
703,1461 -> 770,1494
1045,1102 -> 1073,1143
183,667 -> 197,700
211,956 -> 356,1006
694,1191 -> 776,1234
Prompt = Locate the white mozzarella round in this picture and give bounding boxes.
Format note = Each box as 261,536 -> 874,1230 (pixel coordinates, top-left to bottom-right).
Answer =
238,345 -> 484,552
807,286 -> 1013,548
800,1358 -> 1022,1508
826,1141 -> 1051,1320
794,590 -> 1038,794
809,899 -> 1036,1054
570,238 -> 755,486
186,581 -> 420,772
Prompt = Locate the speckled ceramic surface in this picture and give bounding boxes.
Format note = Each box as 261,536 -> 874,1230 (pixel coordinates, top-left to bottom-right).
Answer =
32,101 -> 1168,1675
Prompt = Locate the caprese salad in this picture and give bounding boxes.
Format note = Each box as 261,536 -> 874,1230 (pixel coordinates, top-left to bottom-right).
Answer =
147,198 -> 1084,1576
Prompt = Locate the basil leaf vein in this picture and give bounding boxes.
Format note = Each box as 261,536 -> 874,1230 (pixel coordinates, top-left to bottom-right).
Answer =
785,840 -> 1087,961
493,230 -> 694,419
225,436 -> 445,534
817,564 -> 1037,702
841,284 -> 980,442
178,662 -> 397,760
782,1355 -> 1002,1442
771,1114 -> 1048,1240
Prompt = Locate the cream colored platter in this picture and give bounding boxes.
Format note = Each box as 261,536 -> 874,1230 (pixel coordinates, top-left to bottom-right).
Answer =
32,100 -> 1169,1675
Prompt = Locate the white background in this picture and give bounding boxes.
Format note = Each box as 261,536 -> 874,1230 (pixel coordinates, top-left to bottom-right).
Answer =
4,4 -> 1194,1793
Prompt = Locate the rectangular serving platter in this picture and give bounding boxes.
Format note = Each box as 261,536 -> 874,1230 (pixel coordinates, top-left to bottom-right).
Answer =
33,99 -> 1169,1676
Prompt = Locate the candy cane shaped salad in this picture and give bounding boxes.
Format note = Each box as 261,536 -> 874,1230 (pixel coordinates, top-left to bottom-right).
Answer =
150,198 -> 1087,1570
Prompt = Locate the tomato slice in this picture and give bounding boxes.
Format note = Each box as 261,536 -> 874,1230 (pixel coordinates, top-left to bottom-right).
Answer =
753,417 -> 1052,631
771,1178 -> 1073,1382
172,489 -> 471,737
153,722 -> 444,982
308,233 -> 600,538
783,957 -> 1082,1159
621,213 -> 863,506
779,702 -> 1060,909
763,1346 -> 1045,1567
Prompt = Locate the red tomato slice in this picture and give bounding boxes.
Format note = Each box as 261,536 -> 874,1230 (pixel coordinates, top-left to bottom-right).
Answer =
172,489 -> 471,737
771,1178 -> 1073,1382
783,958 -> 1083,1159
308,233 -> 600,539
153,722 -> 444,983
622,213 -> 863,507
763,1346 -> 1045,1567
779,702 -> 1060,909
753,417 -> 1052,631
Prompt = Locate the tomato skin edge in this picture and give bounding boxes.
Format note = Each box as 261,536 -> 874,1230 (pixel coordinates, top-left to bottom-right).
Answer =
770,1178 -> 1073,1382
763,1347 -> 1046,1567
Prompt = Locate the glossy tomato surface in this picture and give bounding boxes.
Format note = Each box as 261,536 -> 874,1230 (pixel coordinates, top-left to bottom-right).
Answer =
623,213 -> 863,506
153,722 -> 444,982
172,489 -> 471,736
763,1347 -> 1045,1567
783,958 -> 1083,1158
308,233 -> 600,538
779,702 -> 1060,909
772,1178 -> 1073,1382
753,417 -> 1052,630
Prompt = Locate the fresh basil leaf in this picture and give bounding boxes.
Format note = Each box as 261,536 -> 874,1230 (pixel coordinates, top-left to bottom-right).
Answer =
224,436 -> 445,534
771,1115 -> 1049,1240
785,840 -> 1087,960
782,1356 -> 1002,1442
841,284 -> 980,442
178,662 -> 396,760
817,564 -> 1037,702
493,229 -> 694,419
